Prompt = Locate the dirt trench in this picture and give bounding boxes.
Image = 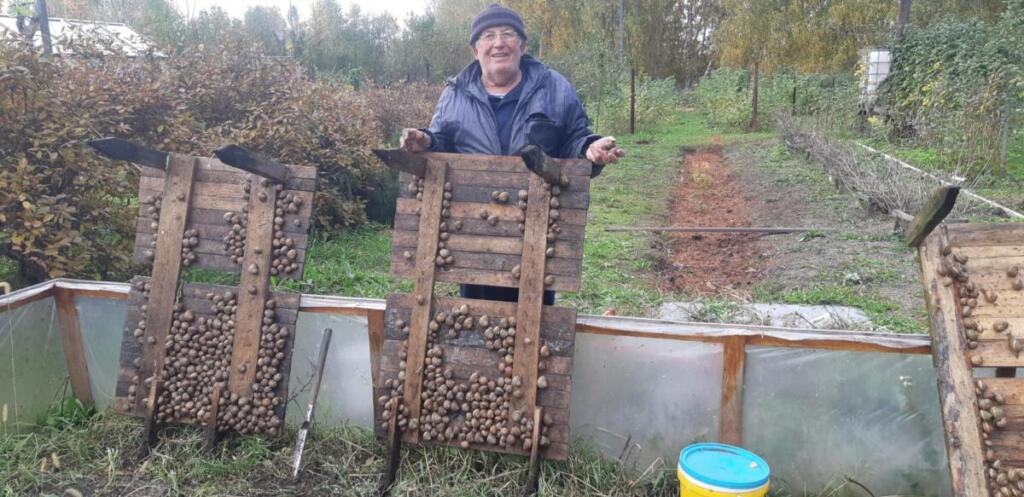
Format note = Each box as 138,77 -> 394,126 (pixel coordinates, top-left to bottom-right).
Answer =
663,147 -> 766,296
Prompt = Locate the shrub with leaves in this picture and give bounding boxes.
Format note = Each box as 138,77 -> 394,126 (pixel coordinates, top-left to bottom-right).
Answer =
0,36 -> 382,283
881,0 -> 1023,176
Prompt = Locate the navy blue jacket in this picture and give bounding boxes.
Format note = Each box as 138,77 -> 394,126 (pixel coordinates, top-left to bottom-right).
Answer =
423,55 -> 603,173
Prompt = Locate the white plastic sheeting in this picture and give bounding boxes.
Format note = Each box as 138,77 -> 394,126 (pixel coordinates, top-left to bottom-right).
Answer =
76,297 -> 129,410
13,292 -> 956,495
284,312 -> 375,428
570,334 -> 723,468
0,297 -> 66,431
743,346 -> 951,497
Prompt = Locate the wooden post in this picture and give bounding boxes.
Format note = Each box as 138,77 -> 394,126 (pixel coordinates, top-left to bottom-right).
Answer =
898,0 -> 912,35
918,227 -> 988,497
719,336 -> 746,445
524,407 -> 544,496
368,309 -> 386,424
54,289 -> 93,404
400,160 -> 447,443
228,177 -> 279,397
510,173 -> 553,425
138,153 -> 197,444
34,0 -> 51,55
749,61 -> 760,131
629,67 -> 636,135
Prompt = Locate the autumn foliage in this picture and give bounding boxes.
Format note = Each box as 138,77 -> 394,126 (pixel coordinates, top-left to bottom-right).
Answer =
0,37 -> 383,283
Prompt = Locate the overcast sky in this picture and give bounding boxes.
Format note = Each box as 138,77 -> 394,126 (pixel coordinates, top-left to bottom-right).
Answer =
178,0 -> 427,21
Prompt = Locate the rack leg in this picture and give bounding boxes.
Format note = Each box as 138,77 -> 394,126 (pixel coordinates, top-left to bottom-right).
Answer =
524,407 -> 543,496
138,377 -> 163,460
379,413 -> 402,496
204,386 -> 222,452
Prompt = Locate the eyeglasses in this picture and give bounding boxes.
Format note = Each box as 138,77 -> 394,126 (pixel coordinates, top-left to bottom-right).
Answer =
478,30 -> 520,45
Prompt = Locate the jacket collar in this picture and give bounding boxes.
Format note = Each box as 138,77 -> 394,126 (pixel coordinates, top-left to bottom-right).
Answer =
454,54 -> 549,105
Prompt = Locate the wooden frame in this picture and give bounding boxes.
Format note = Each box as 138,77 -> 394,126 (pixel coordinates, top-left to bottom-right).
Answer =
917,223 -> 1024,497
6,277 -> 932,450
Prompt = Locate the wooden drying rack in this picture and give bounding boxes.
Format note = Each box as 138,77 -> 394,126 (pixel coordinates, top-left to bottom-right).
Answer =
89,139 -> 316,454
912,186 -> 1024,497
374,147 -> 592,495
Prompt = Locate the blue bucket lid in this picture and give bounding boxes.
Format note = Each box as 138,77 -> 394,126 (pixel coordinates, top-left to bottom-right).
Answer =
679,443 -> 770,490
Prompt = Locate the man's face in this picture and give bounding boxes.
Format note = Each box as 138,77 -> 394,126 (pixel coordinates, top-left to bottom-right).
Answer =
472,25 -> 524,78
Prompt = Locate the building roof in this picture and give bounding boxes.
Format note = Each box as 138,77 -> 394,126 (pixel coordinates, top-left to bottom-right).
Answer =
0,15 -> 159,56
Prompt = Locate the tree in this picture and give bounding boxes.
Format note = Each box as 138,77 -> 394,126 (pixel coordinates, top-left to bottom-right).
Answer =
244,6 -> 288,56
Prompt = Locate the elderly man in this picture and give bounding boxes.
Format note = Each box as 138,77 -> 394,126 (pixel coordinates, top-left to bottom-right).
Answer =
401,3 -> 624,304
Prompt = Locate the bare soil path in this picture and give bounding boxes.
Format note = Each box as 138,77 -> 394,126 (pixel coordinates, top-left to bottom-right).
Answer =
661,140 -> 927,332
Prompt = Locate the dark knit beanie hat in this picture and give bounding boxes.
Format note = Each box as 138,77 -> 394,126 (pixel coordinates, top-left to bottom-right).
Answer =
470,4 -> 527,45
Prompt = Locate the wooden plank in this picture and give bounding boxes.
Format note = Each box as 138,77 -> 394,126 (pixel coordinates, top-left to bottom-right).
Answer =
719,336 -> 745,445
54,288 -> 93,403
368,308 -> 386,428
443,169 -> 590,194
510,173 -> 552,424
393,229 -> 583,258
399,184 -> 589,210
137,208 -> 310,237
393,211 -> 587,241
411,151 -> 592,177
400,159 -> 447,443
946,223 -> 1024,247
395,198 -> 588,226
391,248 -> 581,275
919,228 -> 989,497
392,264 -> 580,293
228,178 -> 277,396
958,246 -> 1024,260
138,153 -> 197,412
906,186 -> 960,247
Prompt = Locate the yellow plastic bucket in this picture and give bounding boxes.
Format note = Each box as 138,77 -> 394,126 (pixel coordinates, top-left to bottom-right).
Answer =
677,443 -> 770,497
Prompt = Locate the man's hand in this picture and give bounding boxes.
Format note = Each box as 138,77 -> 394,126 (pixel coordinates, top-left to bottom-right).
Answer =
400,128 -> 431,152
586,136 -> 626,165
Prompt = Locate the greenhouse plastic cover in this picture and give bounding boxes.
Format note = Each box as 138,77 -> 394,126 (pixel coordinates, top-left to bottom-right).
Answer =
0,297 -> 68,430
3,294 -> 953,496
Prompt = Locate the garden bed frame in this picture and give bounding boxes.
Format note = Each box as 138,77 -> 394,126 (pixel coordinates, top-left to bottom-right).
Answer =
0,277 -> 931,447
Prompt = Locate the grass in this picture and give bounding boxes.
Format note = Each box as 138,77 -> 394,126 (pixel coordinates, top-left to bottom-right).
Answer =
859,129 -> 1024,209
1,410 -> 678,497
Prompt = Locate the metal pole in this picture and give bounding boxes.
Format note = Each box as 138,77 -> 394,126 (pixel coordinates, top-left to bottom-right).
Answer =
897,0 -> 912,35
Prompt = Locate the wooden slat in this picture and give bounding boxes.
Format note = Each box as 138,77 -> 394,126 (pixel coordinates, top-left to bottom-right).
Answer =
719,336 -> 745,445
392,230 -> 583,258
368,308 -> 386,428
400,159 -> 447,443
393,211 -> 587,241
510,173 -> 552,424
392,264 -> 580,293
395,198 -> 588,226
137,153 -> 196,411
54,288 -> 93,403
228,178 -> 277,396
947,223 -> 1024,247
391,249 -> 580,276
407,151 -> 591,177
399,183 -> 590,210
919,228 -> 989,497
